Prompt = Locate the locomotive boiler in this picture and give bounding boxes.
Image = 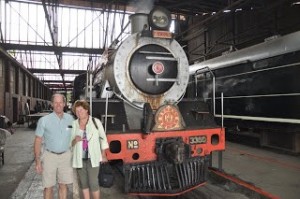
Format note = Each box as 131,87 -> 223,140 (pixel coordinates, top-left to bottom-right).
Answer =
73,6 -> 225,196
188,31 -> 300,153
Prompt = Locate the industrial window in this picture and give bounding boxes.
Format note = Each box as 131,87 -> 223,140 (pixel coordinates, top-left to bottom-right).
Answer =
5,61 -> 10,93
0,60 -> 3,78
22,73 -> 26,96
15,67 -> 19,94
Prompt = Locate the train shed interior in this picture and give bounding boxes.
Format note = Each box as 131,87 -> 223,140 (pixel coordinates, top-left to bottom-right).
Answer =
0,0 -> 300,198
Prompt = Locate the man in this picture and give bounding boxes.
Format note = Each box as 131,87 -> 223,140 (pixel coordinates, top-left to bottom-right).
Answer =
34,94 -> 74,199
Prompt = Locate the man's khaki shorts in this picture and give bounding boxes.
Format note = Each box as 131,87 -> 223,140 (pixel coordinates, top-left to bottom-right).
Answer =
42,150 -> 73,188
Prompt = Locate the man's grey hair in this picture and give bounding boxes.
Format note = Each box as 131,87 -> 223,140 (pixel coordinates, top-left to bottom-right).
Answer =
51,93 -> 66,103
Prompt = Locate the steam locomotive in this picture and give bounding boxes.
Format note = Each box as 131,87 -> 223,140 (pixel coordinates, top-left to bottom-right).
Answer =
73,7 -> 225,196
188,31 -> 300,153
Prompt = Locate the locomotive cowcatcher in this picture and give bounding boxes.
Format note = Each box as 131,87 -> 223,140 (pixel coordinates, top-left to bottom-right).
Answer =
73,6 -> 225,196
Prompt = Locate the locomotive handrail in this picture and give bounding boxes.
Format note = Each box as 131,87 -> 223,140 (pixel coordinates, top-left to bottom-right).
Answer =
221,92 -> 224,128
146,77 -> 179,86
86,58 -> 94,115
145,56 -> 177,61
139,51 -> 172,55
104,87 -> 115,133
104,88 -> 109,133
194,67 -> 216,116
214,114 -> 300,124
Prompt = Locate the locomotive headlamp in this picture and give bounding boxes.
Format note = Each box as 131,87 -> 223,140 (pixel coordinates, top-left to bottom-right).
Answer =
149,6 -> 171,30
152,61 -> 165,75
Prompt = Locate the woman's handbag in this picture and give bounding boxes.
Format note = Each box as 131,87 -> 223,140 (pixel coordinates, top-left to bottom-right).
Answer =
98,162 -> 114,188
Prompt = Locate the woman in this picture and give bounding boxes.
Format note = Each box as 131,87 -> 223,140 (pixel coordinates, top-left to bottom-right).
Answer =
71,100 -> 109,199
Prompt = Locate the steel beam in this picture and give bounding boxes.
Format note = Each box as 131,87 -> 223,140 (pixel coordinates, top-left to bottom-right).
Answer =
0,43 -> 103,54
46,83 -> 73,88
50,87 -> 73,91
28,68 -> 86,74
43,80 -> 73,83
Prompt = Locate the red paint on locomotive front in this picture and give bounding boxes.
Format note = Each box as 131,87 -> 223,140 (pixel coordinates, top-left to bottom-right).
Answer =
106,128 -> 225,163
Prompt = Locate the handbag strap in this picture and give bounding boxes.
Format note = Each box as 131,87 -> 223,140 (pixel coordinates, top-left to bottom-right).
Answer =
92,117 -> 103,140
92,117 -> 98,129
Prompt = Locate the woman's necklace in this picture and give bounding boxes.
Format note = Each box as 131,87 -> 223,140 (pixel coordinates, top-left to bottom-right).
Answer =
79,117 -> 89,130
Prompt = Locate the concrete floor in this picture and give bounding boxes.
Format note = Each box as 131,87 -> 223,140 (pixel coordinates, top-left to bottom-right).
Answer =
0,126 -> 34,199
1,126 -> 300,199
211,141 -> 300,199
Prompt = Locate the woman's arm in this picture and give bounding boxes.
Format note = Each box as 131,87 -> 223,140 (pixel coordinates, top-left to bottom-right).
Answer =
101,149 -> 108,162
71,121 -> 82,147
72,136 -> 82,147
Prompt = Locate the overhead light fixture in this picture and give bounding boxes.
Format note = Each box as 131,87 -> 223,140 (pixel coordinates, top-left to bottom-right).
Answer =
291,1 -> 300,6
223,9 -> 231,13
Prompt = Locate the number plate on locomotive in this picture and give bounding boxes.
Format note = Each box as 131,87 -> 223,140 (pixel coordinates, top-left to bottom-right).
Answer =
152,30 -> 172,38
127,140 -> 139,149
189,136 -> 207,144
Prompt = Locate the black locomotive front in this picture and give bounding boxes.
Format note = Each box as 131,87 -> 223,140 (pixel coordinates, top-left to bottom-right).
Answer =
73,6 -> 225,196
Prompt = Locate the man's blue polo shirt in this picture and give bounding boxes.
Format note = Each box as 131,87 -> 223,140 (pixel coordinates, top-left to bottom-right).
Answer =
35,112 -> 74,153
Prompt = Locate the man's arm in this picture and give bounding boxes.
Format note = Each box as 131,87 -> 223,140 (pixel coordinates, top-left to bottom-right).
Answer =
34,136 -> 43,174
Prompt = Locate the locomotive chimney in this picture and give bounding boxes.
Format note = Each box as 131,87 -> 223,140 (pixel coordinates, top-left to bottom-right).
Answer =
130,13 -> 149,34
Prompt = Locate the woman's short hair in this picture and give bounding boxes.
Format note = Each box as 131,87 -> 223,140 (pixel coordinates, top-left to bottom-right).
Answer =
72,100 -> 90,114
